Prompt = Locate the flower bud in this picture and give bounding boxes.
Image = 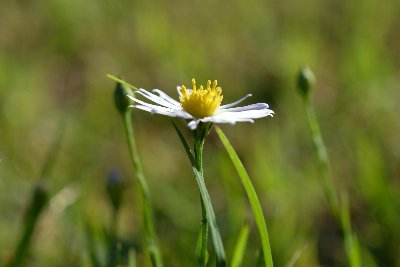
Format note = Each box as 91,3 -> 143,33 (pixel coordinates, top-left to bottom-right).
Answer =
114,82 -> 133,114
106,170 -> 125,211
297,66 -> 315,97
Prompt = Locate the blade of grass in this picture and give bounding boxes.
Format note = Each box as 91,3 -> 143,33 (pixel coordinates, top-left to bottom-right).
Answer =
173,123 -> 226,267
341,194 -> 361,267
84,222 -> 103,267
285,244 -> 307,267
5,185 -> 48,267
5,124 -> 64,267
215,126 -> 273,267
231,223 -> 250,267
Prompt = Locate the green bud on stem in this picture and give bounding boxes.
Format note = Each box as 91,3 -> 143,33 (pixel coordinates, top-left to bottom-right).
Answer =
297,66 -> 315,97
106,170 -> 125,212
114,81 -> 133,114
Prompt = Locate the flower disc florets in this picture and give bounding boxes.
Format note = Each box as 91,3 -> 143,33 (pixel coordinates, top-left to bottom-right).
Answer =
180,79 -> 223,118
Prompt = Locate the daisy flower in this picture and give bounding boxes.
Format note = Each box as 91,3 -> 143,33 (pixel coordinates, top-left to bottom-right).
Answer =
128,78 -> 274,130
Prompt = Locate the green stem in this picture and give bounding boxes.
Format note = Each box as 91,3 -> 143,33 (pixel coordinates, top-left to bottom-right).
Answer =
107,208 -> 119,267
304,97 -> 339,217
122,112 -> 163,267
5,185 -> 48,267
173,122 -> 226,266
303,96 -> 360,267
195,136 -> 209,267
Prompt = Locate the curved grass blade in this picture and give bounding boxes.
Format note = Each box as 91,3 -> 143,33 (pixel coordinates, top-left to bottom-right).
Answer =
341,194 -> 361,267
173,123 -> 226,267
231,223 -> 250,267
285,244 -> 307,267
215,126 -> 273,267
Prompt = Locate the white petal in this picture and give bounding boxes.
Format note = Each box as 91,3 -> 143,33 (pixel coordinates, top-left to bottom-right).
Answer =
133,105 -> 192,118
135,89 -> 180,109
219,94 -> 252,109
219,109 -> 274,119
187,120 -> 200,130
219,103 -> 269,112
131,98 -> 191,118
151,89 -> 181,107
200,116 -> 254,124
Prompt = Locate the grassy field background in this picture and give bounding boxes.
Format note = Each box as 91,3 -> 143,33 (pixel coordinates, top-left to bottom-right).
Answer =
1,0 -> 399,266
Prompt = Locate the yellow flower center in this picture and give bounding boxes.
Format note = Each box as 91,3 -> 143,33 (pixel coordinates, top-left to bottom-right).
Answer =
180,78 -> 223,118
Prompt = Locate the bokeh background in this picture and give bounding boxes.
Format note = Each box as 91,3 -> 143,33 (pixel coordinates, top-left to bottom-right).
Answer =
1,0 -> 399,266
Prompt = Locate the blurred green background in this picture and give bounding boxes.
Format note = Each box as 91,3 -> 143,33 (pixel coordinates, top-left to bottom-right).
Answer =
1,0 -> 399,266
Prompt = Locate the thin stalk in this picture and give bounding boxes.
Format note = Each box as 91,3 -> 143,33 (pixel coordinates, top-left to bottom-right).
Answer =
107,209 -> 119,267
194,137 -> 209,267
303,96 -> 360,267
5,185 -> 48,267
5,124 -> 64,267
173,122 -> 226,266
122,112 -> 163,267
231,224 -> 250,267
304,97 -> 339,216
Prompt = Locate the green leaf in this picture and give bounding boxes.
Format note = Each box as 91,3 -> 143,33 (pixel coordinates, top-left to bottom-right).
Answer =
231,223 -> 250,267
215,126 -> 273,267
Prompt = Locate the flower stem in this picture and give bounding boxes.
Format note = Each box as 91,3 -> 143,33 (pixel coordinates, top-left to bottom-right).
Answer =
303,96 -> 339,216
302,96 -> 361,267
194,136 -> 209,267
122,112 -> 163,267
173,122 -> 226,266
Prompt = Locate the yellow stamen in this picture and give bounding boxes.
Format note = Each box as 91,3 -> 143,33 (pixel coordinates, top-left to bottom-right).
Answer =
180,78 -> 223,118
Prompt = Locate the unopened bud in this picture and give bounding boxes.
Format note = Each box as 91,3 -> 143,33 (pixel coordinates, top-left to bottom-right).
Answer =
297,66 -> 315,97
114,82 -> 133,114
106,170 -> 125,211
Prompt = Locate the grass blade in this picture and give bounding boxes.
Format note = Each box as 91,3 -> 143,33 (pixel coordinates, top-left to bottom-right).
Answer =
341,194 -> 361,267
231,223 -> 250,267
215,126 -> 273,267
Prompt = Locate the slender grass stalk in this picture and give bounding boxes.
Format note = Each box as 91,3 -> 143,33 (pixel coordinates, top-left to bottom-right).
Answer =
297,67 -> 361,267
122,111 -> 163,267
231,224 -> 250,267
303,96 -> 339,215
106,208 -> 120,267
5,185 -> 48,267
215,126 -> 273,267
173,122 -> 226,267
113,81 -> 162,267
85,222 -> 102,267
106,170 -> 124,267
340,194 -> 361,267
285,244 -> 307,267
5,123 -> 64,267
194,129 -> 209,267
128,249 -> 138,267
